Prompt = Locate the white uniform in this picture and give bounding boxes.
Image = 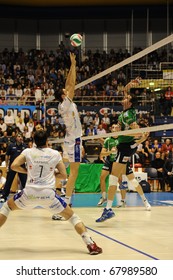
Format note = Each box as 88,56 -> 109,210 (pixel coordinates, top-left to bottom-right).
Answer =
14,147 -> 67,213
58,97 -> 82,162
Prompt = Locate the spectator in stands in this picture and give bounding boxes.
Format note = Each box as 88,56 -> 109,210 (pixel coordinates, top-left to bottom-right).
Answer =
15,111 -> 23,125
16,118 -> 25,133
50,112 -> 57,125
0,119 -> 7,133
97,123 -> 107,135
109,111 -> 118,125
22,126 -> 31,142
145,113 -> 153,127
50,125 -> 59,138
137,113 -> 146,127
10,131 -> 16,143
24,113 -> 30,125
164,153 -> 173,192
0,85 -> 7,99
83,111 -> 93,127
85,124 -> 97,136
45,119 -> 53,137
151,151 -> 165,191
26,118 -> 34,137
6,85 -> 15,97
117,70 -> 126,85
151,139 -> 162,160
4,110 -> 15,134
14,84 -> 23,98
0,131 -> 11,144
164,86 -> 173,116
0,133 -> 27,202
93,113 -> 100,128
161,138 -> 173,160
142,139 -> 153,166
101,112 -> 110,131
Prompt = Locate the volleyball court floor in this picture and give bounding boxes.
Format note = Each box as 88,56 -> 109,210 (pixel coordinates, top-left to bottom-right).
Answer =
0,192 -> 173,260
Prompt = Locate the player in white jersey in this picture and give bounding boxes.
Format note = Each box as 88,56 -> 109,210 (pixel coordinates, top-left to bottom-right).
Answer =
0,130 -> 102,255
54,52 -> 82,206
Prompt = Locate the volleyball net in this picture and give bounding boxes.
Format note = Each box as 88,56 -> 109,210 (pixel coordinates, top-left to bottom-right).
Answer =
48,34 -> 173,143
75,34 -> 173,90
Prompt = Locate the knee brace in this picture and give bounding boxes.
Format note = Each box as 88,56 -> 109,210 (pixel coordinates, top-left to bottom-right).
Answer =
0,202 -> 11,217
68,213 -> 82,227
129,178 -> 139,189
109,175 -> 118,186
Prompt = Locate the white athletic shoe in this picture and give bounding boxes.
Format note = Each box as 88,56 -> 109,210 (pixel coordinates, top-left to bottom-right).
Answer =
97,197 -> 107,206
117,200 -> 126,208
144,199 -> 151,211
52,214 -> 65,221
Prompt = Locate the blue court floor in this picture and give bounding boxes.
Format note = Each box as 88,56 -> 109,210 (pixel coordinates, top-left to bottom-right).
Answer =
72,192 -> 173,207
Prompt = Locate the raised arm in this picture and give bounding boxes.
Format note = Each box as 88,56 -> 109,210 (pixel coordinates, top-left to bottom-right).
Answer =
64,52 -> 76,100
123,76 -> 141,97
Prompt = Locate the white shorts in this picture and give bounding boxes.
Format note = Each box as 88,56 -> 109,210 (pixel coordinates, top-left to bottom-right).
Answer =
13,188 -> 67,214
63,137 -> 82,162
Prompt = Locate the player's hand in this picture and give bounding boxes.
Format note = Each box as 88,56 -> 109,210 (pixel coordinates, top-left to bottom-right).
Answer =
70,52 -> 76,65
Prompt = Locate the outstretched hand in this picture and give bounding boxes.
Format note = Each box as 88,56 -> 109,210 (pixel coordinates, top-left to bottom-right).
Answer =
70,52 -> 76,65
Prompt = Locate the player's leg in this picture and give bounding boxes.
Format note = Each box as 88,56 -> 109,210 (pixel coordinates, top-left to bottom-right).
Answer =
96,162 -> 125,222
97,169 -> 109,206
64,139 -> 81,206
117,175 -> 128,207
0,197 -> 20,227
52,195 -> 102,255
65,162 -> 80,205
127,173 -> 151,211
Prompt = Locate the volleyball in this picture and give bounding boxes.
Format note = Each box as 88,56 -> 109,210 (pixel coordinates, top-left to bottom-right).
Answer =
70,33 -> 83,47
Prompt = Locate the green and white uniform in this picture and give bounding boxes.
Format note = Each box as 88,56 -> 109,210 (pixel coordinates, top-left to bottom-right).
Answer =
102,137 -> 118,172
115,107 -> 138,164
118,107 -> 136,143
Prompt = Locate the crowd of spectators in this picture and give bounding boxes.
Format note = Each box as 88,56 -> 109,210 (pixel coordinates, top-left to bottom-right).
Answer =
0,46 -> 173,108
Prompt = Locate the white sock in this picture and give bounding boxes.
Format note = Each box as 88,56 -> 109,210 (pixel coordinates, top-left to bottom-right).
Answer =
65,196 -> 71,205
140,194 -> 146,201
81,232 -> 94,245
106,200 -> 113,209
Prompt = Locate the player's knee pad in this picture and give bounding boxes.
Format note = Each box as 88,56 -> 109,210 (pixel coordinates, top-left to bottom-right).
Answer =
109,175 -> 118,186
129,178 -> 139,189
68,213 -> 82,227
0,202 -> 11,217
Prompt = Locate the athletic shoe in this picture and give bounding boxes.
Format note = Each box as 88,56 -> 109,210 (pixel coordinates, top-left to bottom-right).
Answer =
119,181 -> 128,190
117,200 -> 126,208
87,242 -> 103,255
97,197 -> 107,206
144,199 -> 151,211
0,196 -> 7,203
52,214 -> 63,221
95,208 -> 115,222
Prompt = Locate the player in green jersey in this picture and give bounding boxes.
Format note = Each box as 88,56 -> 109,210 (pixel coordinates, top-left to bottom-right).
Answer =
96,80 -> 151,222
97,124 -> 127,207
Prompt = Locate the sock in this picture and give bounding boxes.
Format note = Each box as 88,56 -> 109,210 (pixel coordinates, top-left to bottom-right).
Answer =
65,196 -> 71,205
106,200 -> 113,209
140,194 -> 146,201
102,192 -> 106,199
81,232 -> 94,245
